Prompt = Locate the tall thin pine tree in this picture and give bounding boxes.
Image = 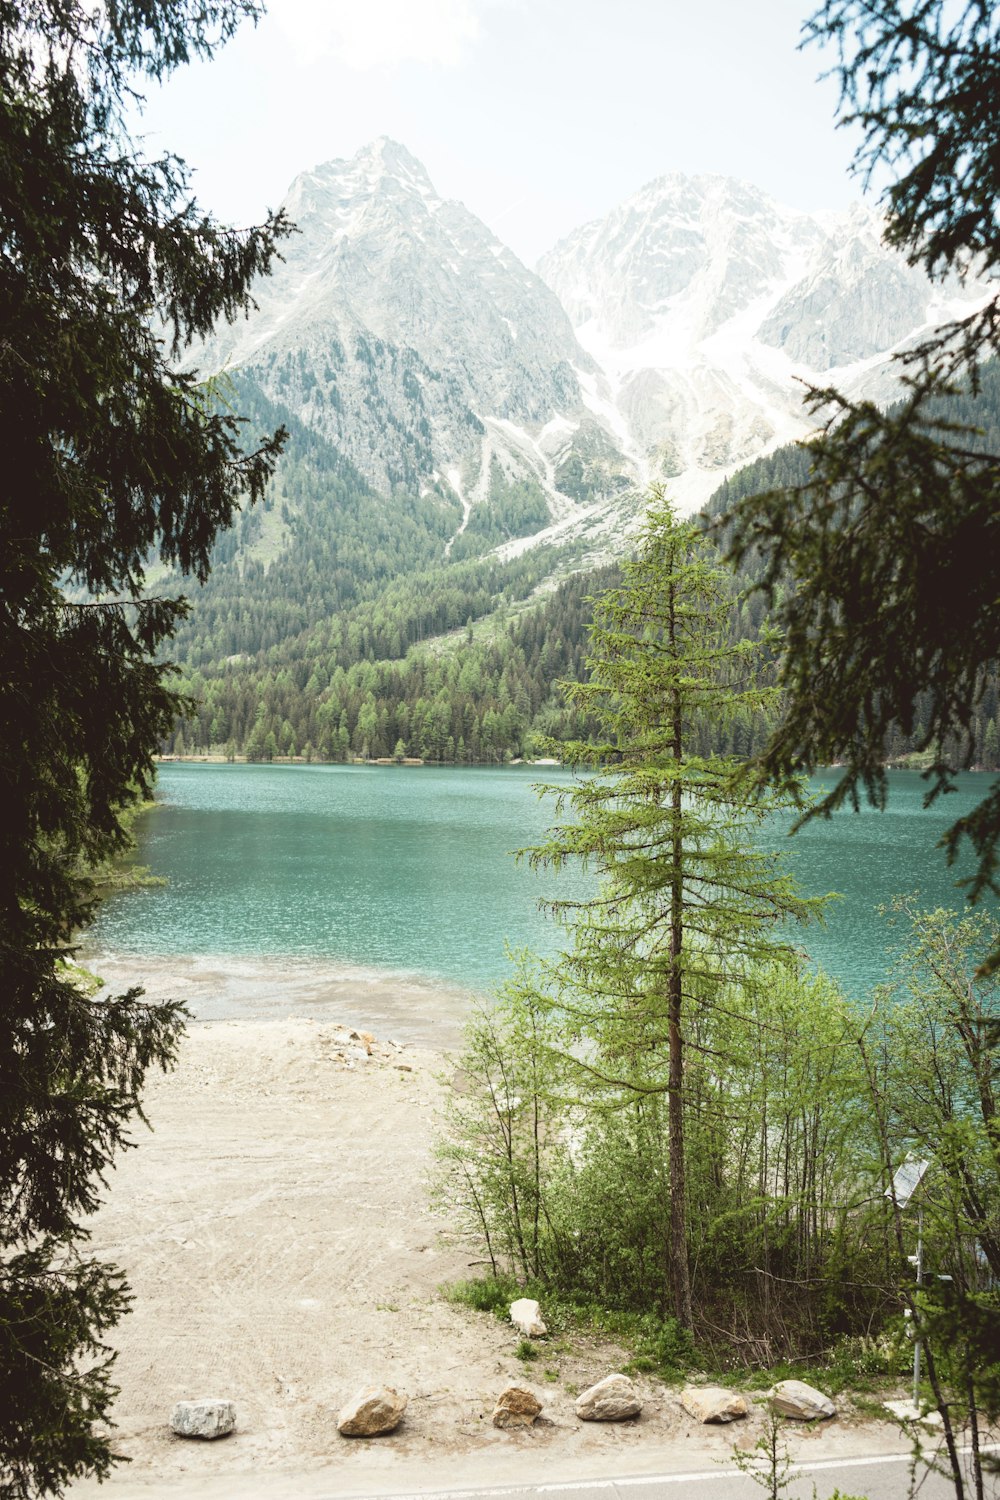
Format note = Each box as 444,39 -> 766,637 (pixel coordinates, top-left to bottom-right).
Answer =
531,495 -> 822,1327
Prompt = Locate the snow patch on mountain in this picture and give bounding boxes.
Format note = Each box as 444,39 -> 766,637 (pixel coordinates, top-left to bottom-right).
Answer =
195,137 -> 635,513
538,173 -> 988,500
192,144 -> 989,567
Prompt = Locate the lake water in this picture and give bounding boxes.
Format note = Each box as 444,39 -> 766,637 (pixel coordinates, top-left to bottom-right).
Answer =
85,762 -> 997,1024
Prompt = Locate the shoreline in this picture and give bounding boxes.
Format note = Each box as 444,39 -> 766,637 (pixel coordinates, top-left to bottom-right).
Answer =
79,950 -> 480,1049
153,755 -> 566,769
70,992 -> 922,1499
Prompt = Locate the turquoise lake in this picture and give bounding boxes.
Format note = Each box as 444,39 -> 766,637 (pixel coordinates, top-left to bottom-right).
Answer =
86,762 -> 998,1015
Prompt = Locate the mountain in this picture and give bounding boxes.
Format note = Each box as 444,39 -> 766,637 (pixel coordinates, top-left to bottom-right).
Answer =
164,145 -> 997,767
193,145 -> 987,548
195,137 -> 636,552
537,172 -> 986,513
166,363 -> 1000,767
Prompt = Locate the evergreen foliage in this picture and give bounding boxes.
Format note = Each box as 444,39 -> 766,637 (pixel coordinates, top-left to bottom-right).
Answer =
521,496 -> 821,1327
153,366 -> 1000,772
439,899 -> 1000,1394
728,0 -> 1000,964
0,4 -> 290,1494
863,901 -> 1000,1495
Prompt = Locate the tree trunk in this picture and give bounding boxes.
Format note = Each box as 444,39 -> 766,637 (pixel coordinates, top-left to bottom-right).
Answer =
666,574 -> 693,1330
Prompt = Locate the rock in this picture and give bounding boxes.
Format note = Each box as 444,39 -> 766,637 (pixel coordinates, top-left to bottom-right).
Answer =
884,1399 -> 944,1428
509,1298 -> 547,1338
770,1380 -> 835,1421
492,1386 -> 542,1429
337,1385 -> 408,1437
170,1399 -> 236,1439
575,1374 -> 641,1422
680,1385 -> 749,1423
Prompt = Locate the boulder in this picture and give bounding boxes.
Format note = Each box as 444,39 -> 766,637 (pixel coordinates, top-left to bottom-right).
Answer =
492,1386 -> 542,1429
770,1380 -> 835,1420
337,1385 -> 408,1437
575,1374 -> 641,1422
680,1385 -> 749,1423
509,1297 -> 547,1338
170,1399 -> 236,1439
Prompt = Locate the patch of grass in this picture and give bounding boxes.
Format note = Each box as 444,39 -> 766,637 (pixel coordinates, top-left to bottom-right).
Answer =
444,1279 -> 700,1381
763,1330 -> 908,1398
516,1339 -> 539,1362
443,1276 -> 909,1405
443,1274 -> 520,1319
543,1368 -> 560,1382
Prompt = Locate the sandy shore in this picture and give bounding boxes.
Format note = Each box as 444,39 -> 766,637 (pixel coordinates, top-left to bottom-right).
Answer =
70,996 -> 916,1499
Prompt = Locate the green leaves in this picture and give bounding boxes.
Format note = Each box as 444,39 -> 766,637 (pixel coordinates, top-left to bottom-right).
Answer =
0,3 -> 290,1493
729,1 -> 1000,965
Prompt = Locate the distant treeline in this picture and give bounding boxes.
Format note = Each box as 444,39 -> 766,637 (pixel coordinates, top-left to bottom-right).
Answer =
164,365 -> 1000,769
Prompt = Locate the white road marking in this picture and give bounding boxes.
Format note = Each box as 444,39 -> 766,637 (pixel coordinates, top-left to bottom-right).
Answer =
356,1442 -> 1000,1500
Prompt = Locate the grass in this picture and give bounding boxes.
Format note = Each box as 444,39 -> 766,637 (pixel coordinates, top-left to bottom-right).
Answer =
445,1273 -> 521,1319
442,1274 -> 910,1398
443,1274 -> 694,1379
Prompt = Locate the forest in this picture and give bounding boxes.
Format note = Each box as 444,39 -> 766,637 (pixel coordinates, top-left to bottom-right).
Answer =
433,501 -> 1000,1479
161,364 -> 1000,771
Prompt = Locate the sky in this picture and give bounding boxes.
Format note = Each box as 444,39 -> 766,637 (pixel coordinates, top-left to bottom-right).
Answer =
135,0 -> 875,267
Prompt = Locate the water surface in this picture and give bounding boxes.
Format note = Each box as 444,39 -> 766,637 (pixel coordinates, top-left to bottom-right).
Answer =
85,762 -> 997,1018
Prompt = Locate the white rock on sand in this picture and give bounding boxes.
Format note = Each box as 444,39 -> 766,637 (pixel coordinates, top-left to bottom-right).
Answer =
770,1379 -> 836,1420
575,1374 -> 642,1422
337,1385 -> 407,1436
679,1386 -> 748,1423
170,1398 -> 236,1438
509,1297 -> 547,1338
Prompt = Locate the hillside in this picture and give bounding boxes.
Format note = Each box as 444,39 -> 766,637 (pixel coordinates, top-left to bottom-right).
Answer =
162,363 -> 1000,770
157,145 -> 997,768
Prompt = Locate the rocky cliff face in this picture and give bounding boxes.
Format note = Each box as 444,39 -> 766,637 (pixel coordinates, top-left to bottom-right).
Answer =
196,138 -> 634,528
537,174 -> 985,513
196,144 -> 987,543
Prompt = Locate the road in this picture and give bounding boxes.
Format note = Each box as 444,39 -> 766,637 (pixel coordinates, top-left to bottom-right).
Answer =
339,1444 -> 999,1500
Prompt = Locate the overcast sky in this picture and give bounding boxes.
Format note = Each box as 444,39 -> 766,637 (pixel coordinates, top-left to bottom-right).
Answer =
135,0 -> 875,266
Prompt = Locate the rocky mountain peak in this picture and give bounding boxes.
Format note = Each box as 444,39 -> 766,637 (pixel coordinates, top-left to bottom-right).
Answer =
537,169 -> 987,512
192,145 -> 988,557
193,140 -> 631,526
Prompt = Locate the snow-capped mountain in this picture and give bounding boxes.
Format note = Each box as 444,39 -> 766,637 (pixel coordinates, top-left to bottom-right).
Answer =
537,172 -> 985,514
197,138 -> 633,533
195,143 -> 987,549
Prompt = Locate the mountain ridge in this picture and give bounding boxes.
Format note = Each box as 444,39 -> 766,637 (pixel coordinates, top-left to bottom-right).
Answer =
190,139 -> 986,555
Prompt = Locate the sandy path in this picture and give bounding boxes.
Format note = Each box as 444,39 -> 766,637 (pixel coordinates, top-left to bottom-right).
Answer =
70,1012 -> 914,1499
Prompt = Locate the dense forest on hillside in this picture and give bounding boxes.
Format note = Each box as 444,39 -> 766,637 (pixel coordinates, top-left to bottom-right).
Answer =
163,365 -> 1000,768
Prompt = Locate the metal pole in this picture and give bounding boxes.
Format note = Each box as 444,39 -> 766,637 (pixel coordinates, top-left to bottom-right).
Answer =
913,1204 -> 923,1411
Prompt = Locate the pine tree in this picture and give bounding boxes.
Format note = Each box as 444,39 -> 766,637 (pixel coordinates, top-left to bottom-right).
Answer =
728,0 -> 1000,964
530,496 -> 821,1327
0,4 -> 291,1494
